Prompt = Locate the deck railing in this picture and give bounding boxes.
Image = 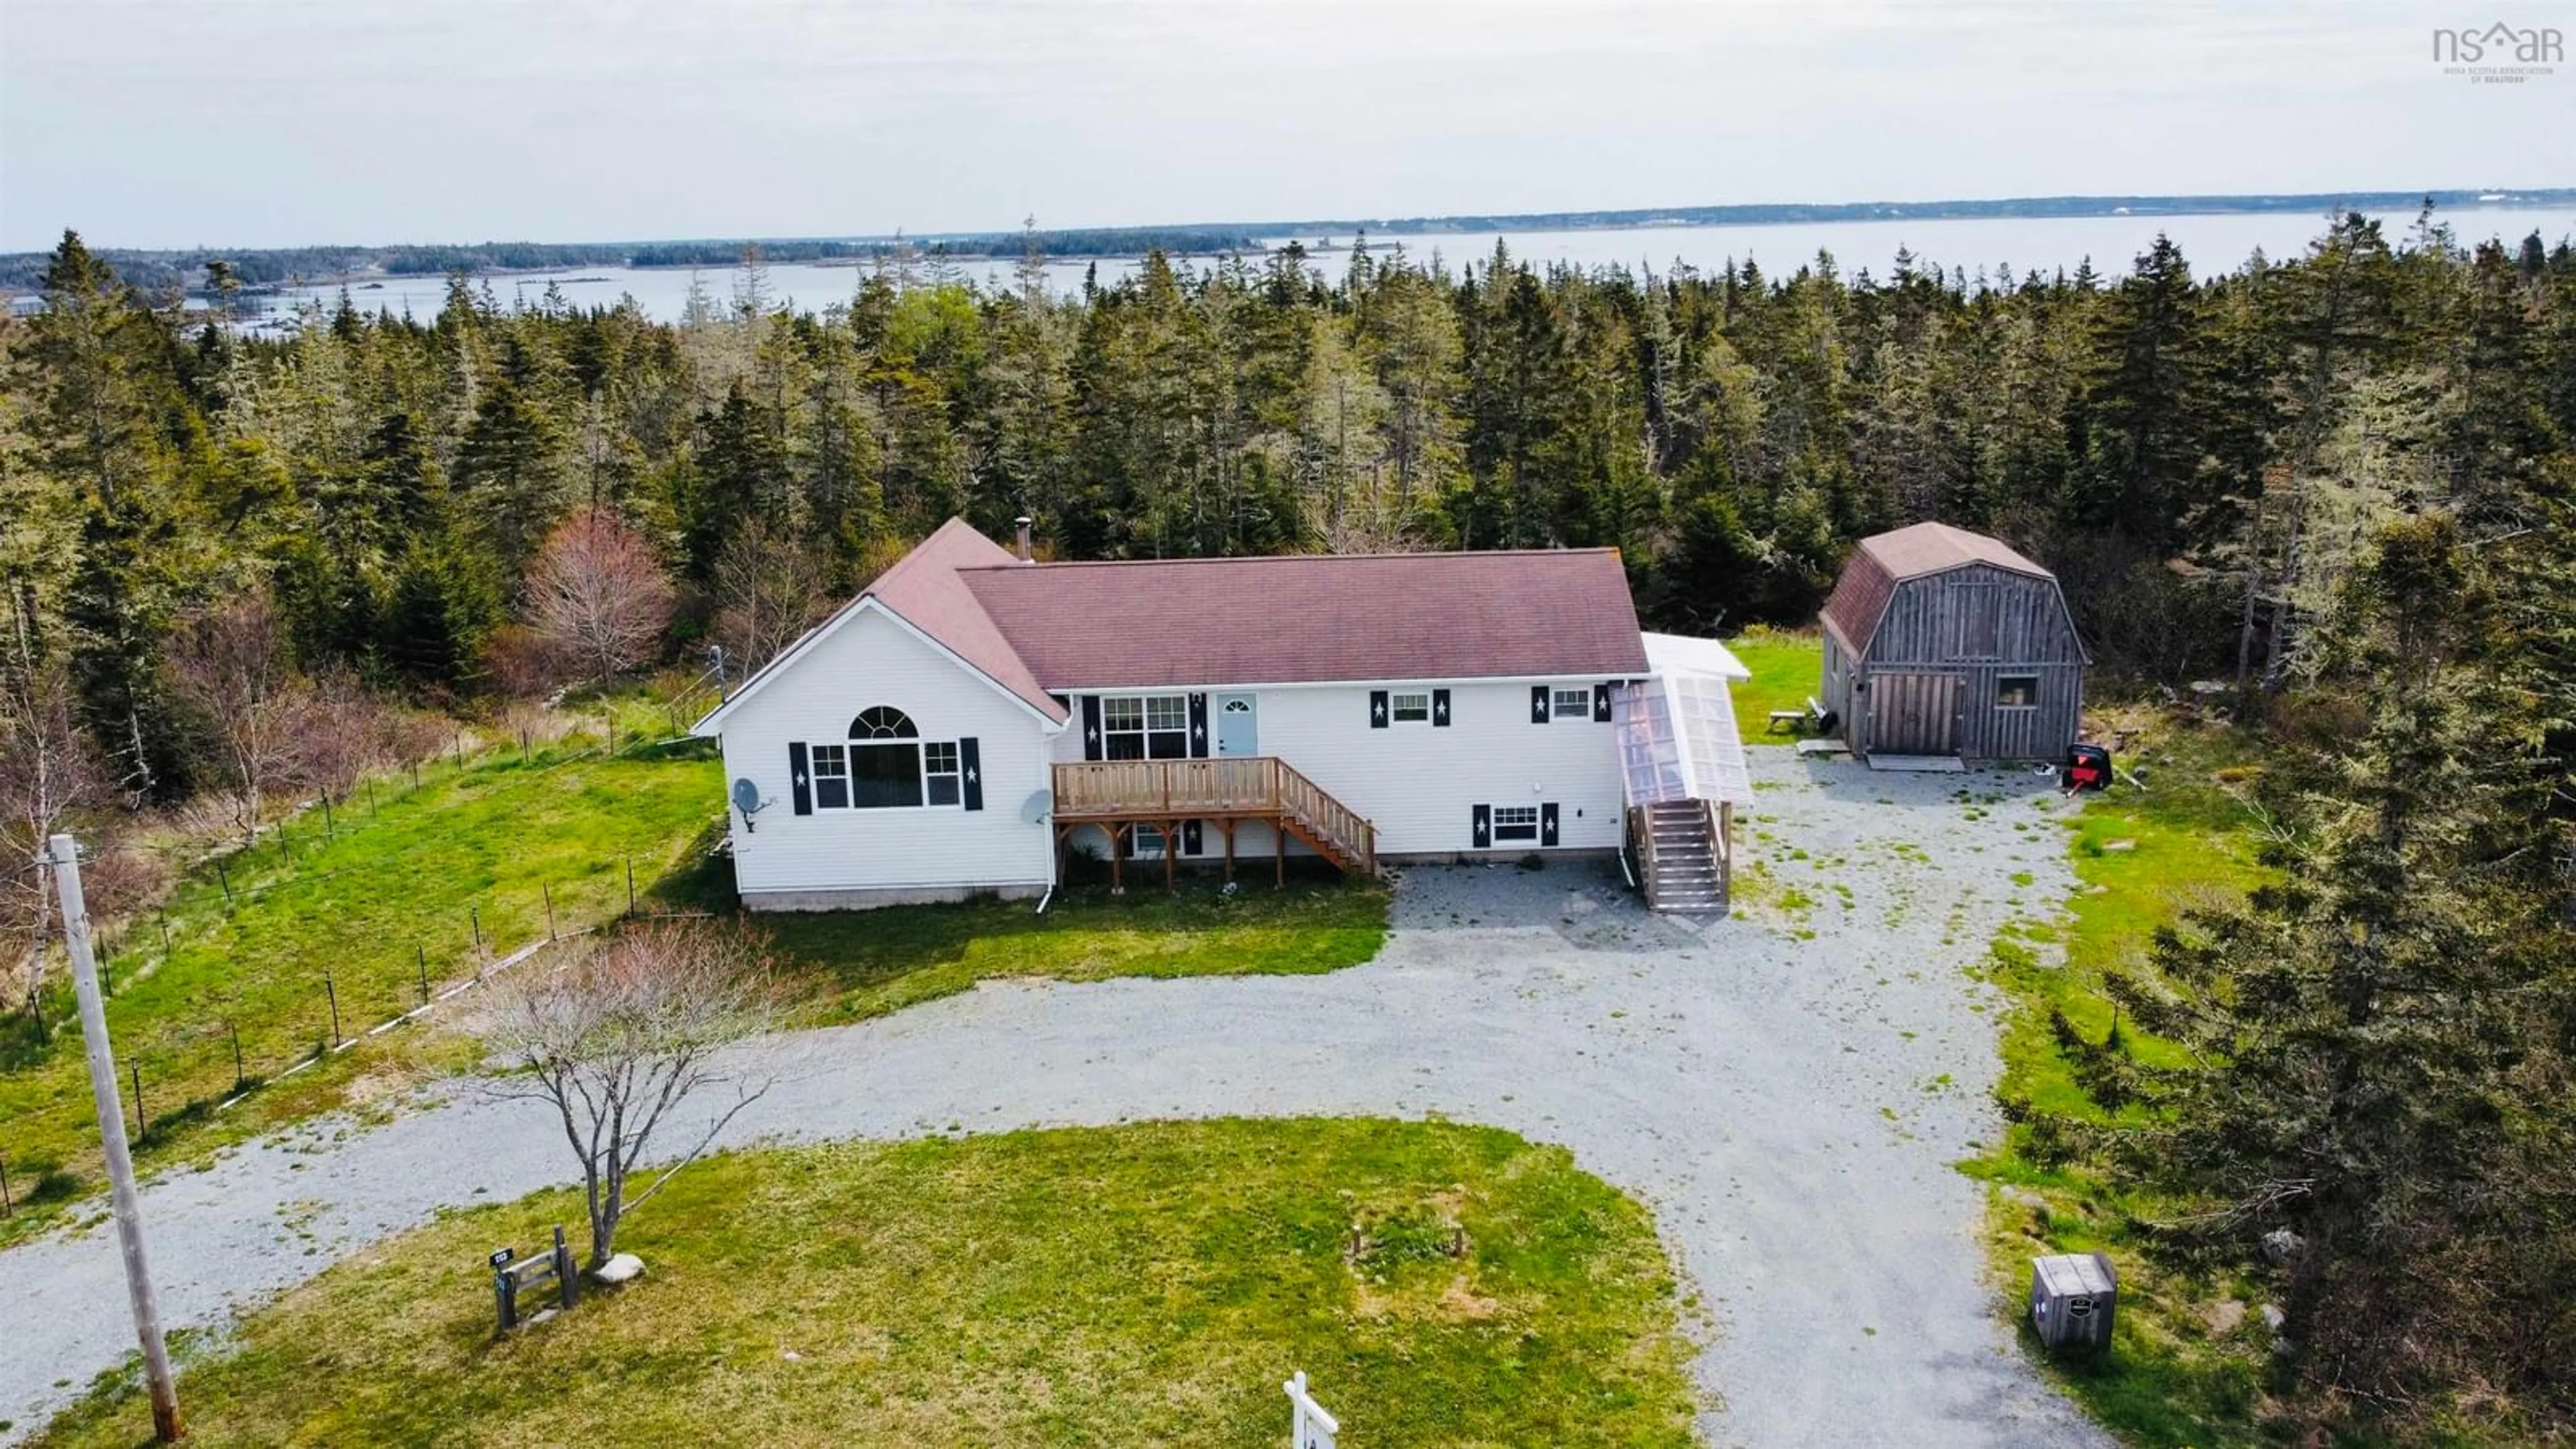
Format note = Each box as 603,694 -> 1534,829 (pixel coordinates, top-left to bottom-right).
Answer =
1051,756 -> 1375,873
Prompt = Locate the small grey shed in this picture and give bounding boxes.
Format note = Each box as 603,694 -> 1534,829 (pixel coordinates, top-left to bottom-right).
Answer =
1818,522 -> 2089,763
2029,1252 -> 2118,1353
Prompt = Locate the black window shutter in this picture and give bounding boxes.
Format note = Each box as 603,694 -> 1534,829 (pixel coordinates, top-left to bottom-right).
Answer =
788,741 -> 812,816
1369,690 -> 1390,729
1188,693 -> 1210,756
1183,820 -> 1203,855
1081,695 -> 1103,761
1540,802 -> 1560,846
1471,804 -> 1491,849
1593,683 -> 1613,721
959,737 -> 983,812
1432,688 -> 1451,726
1530,686 -> 1550,723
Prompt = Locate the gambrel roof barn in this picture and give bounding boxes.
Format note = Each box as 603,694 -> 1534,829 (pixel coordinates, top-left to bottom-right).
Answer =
1818,522 -> 2088,763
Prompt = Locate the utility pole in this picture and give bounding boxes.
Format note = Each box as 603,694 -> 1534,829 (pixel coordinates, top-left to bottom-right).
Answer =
46,833 -> 183,1442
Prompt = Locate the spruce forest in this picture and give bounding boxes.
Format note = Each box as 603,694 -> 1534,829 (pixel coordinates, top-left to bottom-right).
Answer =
5,211 -> 2575,1438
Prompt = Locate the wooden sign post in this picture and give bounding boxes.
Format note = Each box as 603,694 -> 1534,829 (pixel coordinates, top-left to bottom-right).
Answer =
491,1226 -> 579,1331
1283,1370 -> 1339,1449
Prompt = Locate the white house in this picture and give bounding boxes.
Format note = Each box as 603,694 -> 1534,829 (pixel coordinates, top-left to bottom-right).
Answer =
691,519 -> 1752,912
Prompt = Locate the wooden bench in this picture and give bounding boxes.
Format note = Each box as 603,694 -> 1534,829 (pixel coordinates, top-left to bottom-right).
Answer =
1768,696 -> 1835,736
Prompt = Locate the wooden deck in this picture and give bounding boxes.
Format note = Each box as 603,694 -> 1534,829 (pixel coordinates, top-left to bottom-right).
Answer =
1051,757 -> 1377,890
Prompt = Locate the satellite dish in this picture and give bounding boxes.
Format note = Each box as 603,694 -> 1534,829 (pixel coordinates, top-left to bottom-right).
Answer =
730,777 -> 763,815
1020,788 -> 1054,824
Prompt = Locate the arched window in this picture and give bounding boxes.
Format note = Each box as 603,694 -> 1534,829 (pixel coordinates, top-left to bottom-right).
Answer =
850,706 -> 919,740
839,705 -> 922,807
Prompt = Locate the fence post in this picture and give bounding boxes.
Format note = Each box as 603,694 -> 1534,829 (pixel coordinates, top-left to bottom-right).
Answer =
606,714 -> 616,755
324,973 -> 340,1047
471,906 -> 484,968
215,857 -> 231,905
321,794 -> 334,839
158,910 -> 170,956
520,728 -> 530,763
131,1063 -> 146,1140
418,945 -> 431,1006
543,883 -> 556,940
0,1157 -> 10,1217
230,1022 -> 246,1091
626,858 -> 637,918
554,1224 -> 578,1309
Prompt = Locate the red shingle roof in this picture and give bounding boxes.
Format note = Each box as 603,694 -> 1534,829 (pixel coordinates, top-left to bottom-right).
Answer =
963,547 -> 1649,688
700,523 -> 1650,737
864,519 -> 1069,720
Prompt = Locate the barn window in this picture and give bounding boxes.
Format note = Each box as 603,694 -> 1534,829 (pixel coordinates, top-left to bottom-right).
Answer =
1491,805 -> 1540,842
846,706 -> 924,808
1550,688 -> 1592,720
1102,694 -> 1189,759
1996,675 -> 2040,709
1390,690 -> 1431,723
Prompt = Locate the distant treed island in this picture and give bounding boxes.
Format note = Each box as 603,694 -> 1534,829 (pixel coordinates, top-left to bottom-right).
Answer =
3,186 -> 2567,294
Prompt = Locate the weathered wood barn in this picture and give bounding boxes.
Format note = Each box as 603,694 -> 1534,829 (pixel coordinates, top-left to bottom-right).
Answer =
1817,522 -> 2088,763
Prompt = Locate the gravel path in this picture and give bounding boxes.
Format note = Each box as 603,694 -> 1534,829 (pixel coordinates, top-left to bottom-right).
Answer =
0,749 -> 2106,1447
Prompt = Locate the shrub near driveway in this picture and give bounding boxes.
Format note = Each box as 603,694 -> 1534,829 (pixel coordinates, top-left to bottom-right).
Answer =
36,1120 -> 1699,1448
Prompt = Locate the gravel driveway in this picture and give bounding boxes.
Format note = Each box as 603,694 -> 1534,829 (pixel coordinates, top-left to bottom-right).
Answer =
0,748 -> 2106,1447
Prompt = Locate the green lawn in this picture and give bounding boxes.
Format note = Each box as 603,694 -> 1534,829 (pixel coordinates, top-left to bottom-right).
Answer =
1720,626 -> 1824,740
36,1120 -> 1701,1448
754,878 -> 1391,1024
0,714 -> 721,1242
1963,715 -> 2288,1446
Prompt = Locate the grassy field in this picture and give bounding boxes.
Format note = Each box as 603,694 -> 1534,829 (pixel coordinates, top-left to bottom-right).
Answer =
1720,626 -> 1825,741
35,1119 -> 1700,1448
1962,712 -> 2288,1445
0,708 -> 721,1243
754,877 -> 1391,1024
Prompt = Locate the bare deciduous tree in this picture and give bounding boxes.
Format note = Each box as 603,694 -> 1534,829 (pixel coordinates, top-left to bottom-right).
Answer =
710,517 -> 829,673
286,667 -> 390,806
165,591 -> 303,845
478,921 -> 777,1269
524,508 -> 674,687
1,627 -> 108,1013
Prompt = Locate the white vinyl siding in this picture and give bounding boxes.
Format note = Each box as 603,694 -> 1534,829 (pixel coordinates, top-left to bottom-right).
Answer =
713,606 -> 1055,901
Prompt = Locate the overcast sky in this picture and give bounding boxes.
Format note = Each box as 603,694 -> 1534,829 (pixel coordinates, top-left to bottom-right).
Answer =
1,0 -> 2567,252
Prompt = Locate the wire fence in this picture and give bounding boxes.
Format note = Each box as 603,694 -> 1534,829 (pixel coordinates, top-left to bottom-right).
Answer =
2,698 -> 729,1221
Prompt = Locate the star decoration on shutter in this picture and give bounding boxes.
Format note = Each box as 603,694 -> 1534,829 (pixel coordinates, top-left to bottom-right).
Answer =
1086,724 -> 1099,743
1373,699 -> 1387,722
965,766 -> 978,784
1193,723 -> 1205,741
793,769 -> 808,786
1434,697 -> 1448,722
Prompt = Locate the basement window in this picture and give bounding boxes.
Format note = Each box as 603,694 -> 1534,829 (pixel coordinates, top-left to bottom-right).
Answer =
1996,676 -> 2040,709
1492,806 -> 1540,843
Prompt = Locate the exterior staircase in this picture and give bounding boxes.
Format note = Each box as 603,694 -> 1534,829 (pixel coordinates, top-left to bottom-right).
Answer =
1634,800 -> 1727,914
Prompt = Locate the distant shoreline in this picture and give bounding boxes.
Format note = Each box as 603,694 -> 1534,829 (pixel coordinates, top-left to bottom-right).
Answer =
7,187 -> 2571,298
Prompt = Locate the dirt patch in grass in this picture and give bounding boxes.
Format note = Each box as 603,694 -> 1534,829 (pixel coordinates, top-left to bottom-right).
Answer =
34,1120 -> 1699,1448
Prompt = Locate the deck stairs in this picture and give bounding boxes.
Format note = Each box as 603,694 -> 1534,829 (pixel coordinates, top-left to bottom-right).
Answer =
1637,800 -> 1727,914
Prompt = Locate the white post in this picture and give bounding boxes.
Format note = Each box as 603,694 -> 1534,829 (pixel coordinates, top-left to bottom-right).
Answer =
1283,1370 -> 1338,1449
48,833 -> 182,1442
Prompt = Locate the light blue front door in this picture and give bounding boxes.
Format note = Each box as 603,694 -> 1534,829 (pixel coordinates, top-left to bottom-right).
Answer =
1215,693 -> 1258,756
